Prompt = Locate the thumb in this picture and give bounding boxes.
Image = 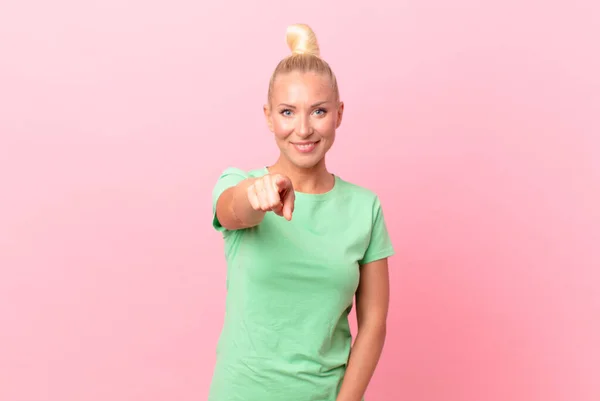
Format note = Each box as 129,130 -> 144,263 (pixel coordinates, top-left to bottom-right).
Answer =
273,174 -> 291,192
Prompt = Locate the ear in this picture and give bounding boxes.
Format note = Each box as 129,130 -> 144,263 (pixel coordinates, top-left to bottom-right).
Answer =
263,104 -> 274,132
335,101 -> 344,129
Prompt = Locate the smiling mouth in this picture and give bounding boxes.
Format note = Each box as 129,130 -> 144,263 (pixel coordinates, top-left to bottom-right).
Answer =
291,141 -> 320,153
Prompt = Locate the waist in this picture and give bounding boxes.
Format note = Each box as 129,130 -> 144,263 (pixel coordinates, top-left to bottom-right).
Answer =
209,354 -> 345,401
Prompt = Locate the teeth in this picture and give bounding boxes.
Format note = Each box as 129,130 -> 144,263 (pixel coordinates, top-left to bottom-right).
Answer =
292,141 -> 317,152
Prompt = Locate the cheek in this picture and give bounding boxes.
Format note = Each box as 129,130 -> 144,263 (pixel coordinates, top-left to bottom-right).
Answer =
272,117 -> 293,138
315,117 -> 337,137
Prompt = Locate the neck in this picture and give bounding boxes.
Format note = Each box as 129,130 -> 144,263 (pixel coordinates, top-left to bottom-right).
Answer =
268,156 -> 334,194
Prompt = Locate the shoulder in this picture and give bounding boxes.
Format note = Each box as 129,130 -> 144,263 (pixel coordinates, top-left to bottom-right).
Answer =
334,177 -> 395,263
334,175 -> 383,207
211,166 -> 267,206
215,166 -> 267,181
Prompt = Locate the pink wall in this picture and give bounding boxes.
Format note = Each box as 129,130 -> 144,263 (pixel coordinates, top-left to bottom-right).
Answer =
1,1 -> 598,400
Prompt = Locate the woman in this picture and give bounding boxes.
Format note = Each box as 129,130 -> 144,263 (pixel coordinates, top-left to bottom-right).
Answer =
208,23 -> 394,401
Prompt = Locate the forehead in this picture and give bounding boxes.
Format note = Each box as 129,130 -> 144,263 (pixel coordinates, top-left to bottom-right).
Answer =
271,71 -> 335,102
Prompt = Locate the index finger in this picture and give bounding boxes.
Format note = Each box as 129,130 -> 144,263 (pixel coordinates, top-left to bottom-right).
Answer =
281,187 -> 295,221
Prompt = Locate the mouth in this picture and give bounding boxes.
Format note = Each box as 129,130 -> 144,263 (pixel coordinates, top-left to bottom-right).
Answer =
291,140 -> 320,153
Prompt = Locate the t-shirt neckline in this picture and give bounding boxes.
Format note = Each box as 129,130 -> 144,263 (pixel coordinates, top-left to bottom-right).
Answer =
262,166 -> 340,202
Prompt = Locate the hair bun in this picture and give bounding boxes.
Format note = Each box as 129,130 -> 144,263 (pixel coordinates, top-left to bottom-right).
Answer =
286,23 -> 320,57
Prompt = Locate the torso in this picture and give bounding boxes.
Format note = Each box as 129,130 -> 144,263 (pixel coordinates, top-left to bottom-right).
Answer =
208,167 -> 383,401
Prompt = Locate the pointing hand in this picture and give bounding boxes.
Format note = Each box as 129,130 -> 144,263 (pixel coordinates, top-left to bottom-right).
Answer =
247,174 -> 295,221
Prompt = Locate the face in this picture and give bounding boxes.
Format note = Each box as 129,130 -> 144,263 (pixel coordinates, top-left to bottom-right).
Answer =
264,71 -> 344,170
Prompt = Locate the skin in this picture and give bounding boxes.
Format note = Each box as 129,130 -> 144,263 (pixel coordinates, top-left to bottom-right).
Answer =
214,69 -> 389,401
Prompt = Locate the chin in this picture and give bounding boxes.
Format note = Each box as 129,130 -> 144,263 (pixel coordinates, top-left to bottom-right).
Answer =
290,156 -> 325,170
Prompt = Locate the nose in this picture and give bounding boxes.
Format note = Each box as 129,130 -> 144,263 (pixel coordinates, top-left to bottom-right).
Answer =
295,114 -> 312,138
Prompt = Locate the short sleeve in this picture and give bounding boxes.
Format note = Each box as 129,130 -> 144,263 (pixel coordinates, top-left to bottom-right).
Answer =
359,196 -> 395,265
211,167 -> 249,232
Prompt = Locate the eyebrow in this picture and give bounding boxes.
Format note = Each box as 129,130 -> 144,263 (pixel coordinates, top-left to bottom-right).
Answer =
277,101 -> 329,108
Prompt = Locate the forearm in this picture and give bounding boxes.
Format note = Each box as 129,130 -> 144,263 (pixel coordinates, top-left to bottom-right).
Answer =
230,178 -> 267,227
336,323 -> 386,401
217,178 -> 265,230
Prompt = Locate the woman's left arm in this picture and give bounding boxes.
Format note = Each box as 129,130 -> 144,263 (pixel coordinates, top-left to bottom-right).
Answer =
336,257 -> 390,401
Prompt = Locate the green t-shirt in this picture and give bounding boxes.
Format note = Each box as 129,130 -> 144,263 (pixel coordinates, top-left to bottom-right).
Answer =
208,167 -> 394,401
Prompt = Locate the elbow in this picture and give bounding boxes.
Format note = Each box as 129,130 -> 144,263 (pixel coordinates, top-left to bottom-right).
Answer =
377,321 -> 387,340
358,319 -> 387,340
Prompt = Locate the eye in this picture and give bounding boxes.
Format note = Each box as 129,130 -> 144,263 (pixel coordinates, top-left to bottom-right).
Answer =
280,109 -> 293,117
313,108 -> 327,116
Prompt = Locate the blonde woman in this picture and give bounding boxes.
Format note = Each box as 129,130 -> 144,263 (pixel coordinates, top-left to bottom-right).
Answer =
209,23 -> 394,401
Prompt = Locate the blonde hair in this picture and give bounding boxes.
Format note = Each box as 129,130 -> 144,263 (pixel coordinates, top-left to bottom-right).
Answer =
267,24 -> 340,103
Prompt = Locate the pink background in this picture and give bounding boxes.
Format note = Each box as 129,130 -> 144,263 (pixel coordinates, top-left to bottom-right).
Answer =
1,1 -> 598,400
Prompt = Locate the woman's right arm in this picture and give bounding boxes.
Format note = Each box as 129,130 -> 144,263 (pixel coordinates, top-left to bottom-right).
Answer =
215,173 -> 295,231
215,178 -> 266,230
